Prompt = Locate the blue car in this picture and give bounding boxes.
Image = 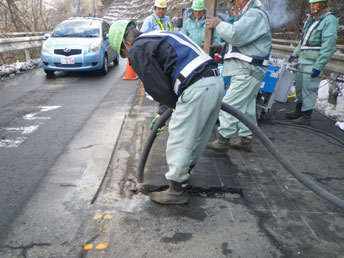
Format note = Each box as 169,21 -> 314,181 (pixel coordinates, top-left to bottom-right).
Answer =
41,17 -> 119,76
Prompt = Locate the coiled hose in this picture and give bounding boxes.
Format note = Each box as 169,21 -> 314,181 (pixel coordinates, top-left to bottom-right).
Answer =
137,103 -> 344,210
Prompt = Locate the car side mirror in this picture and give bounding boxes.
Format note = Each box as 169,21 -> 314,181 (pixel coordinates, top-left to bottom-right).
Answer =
177,18 -> 183,29
44,33 -> 51,39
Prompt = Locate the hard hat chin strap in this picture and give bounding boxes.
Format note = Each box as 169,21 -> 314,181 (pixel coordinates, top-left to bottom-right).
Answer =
311,2 -> 327,15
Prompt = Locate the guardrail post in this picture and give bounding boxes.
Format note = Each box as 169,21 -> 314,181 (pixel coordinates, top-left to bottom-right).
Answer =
25,49 -> 31,62
328,72 -> 338,105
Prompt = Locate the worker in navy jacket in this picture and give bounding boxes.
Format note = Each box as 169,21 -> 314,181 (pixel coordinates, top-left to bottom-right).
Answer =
109,20 -> 224,204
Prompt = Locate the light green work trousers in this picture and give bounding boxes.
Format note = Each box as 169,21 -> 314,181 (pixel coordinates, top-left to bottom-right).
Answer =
218,74 -> 261,138
165,76 -> 224,183
295,64 -> 321,112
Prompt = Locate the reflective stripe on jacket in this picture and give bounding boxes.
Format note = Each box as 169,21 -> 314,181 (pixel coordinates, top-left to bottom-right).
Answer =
215,0 -> 271,79
138,31 -> 212,95
223,8 -> 270,67
300,12 -> 332,50
224,46 -> 270,66
140,13 -> 173,33
293,7 -> 338,71
153,14 -> 172,31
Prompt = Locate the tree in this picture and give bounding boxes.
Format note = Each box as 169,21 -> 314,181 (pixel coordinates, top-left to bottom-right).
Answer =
0,0 -> 104,33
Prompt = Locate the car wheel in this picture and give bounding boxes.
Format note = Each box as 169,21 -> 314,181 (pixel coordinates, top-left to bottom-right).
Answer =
44,69 -> 55,76
113,55 -> 119,66
100,54 -> 108,75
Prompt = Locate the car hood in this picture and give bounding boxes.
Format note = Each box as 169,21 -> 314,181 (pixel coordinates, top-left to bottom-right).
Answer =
48,37 -> 101,49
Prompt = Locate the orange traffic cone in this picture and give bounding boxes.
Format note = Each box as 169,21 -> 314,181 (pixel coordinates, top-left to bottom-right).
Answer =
122,60 -> 138,80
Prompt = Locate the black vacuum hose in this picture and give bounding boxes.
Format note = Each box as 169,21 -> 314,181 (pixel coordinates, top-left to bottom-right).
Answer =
137,103 -> 344,210
137,108 -> 173,183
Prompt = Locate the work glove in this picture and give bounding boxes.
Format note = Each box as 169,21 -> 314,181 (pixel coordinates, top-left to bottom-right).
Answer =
149,114 -> 167,136
206,15 -> 221,29
210,43 -> 222,54
210,43 -> 223,60
311,69 -> 320,77
288,55 -> 296,63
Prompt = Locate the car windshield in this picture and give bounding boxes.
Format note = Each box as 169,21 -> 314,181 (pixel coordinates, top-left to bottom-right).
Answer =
51,20 -> 100,38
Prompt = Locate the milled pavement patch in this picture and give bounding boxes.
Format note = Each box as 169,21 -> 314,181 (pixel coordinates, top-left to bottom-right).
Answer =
84,99 -> 344,258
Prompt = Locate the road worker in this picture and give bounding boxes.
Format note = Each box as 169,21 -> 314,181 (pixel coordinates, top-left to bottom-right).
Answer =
285,0 -> 338,126
140,0 -> 172,33
109,20 -> 224,204
205,0 -> 271,152
181,0 -> 221,48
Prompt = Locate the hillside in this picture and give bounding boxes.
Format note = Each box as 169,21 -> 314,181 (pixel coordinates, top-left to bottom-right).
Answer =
102,0 -> 228,28
101,0 -> 343,43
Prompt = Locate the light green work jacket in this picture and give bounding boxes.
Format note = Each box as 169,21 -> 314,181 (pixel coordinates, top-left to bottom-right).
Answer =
215,0 -> 271,80
182,12 -> 221,47
293,7 -> 338,72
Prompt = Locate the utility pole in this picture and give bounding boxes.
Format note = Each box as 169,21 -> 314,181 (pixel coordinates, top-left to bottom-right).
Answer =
76,0 -> 81,16
203,0 -> 217,55
92,0 -> 97,16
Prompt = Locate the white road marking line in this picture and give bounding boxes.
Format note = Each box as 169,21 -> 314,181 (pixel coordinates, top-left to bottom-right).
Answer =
23,106 -> 61,120
39,106 -> 61,112
23,113 -> 50,120
4,125 -> 40,134
0,105 -> 62,148
0,137 -> 27,148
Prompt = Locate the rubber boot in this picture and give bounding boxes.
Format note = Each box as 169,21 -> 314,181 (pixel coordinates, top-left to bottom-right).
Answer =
285,103 -> 302,119
149,180 -> 188,205
206,134 -> 230,152
229,136 -> 252,152
292,110 -> 312,126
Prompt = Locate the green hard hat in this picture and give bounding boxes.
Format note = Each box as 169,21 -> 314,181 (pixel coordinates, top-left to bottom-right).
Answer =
109,20 -> 136,58
192,0 -> 205,11
309,0 -> 327,3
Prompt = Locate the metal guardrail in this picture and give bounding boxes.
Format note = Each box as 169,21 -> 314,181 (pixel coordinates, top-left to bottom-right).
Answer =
0,36 -> 45,53
272,38 -> 344,54
0,33 -> 343,75
271,39 -> 344,75
0,32 -> 47,62
0,32 -> 49,38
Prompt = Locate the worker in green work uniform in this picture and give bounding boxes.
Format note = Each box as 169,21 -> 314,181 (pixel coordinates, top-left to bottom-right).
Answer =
182,0 -> 221,48
140,0 -> 172,33
205,0 -> 271,152
285,0 -> 338,126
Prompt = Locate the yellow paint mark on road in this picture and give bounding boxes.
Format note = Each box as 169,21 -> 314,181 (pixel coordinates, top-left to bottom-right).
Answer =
96,242 -> 109,250
83,243 -> 93,250
103,215 -> 113,219
136,82 -> 145,113
93,214 -> 102,220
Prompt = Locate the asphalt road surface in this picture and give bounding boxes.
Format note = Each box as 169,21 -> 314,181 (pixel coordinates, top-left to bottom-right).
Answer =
0,61 -> 125,235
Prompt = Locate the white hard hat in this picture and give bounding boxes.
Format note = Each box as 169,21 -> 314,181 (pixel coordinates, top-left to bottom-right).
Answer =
154,0 -> 167,8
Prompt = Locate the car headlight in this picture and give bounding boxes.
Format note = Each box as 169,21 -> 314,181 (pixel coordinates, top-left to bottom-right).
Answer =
42,40 -> 50,54
89,41 -> 101,53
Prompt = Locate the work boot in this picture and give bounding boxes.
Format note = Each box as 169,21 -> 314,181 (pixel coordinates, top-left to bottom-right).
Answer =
285,103 -> 302,119
292,110 -> 312,126
229,136 -> 252,152
206,134 -> 230,152
149,180 -> 188,205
